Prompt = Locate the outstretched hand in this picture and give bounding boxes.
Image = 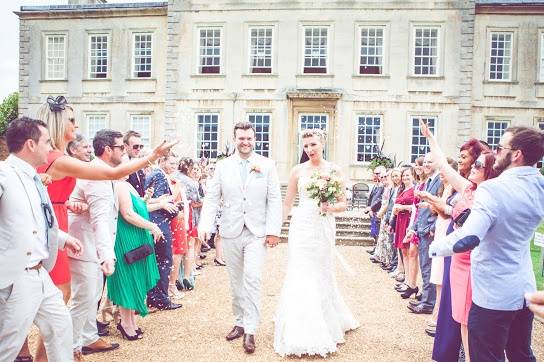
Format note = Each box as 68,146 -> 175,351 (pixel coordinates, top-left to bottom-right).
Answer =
151,140 -> 180,159
419,119 -> 432,138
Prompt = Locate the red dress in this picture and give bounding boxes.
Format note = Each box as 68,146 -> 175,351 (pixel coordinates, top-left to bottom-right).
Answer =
169,179 -> 187,255
450,185 -> 475,325
36,151 -> 76,285
394,187 -> 415,249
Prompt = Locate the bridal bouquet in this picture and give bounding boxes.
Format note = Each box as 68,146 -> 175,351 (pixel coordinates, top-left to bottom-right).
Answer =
306,170 -> 343,216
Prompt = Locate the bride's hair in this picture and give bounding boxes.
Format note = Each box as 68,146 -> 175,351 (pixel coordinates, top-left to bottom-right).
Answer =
301,128 -> 326,143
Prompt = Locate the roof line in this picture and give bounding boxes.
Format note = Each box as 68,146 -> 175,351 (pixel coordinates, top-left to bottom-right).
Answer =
20,2 -> 167,12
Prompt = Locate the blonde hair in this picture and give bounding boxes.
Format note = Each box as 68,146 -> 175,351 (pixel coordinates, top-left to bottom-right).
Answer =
301,128 -> 327,143
35,102 -> 74,151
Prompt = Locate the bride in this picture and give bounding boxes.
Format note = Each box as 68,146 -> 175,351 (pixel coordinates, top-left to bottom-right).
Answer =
274,129 -> 360,357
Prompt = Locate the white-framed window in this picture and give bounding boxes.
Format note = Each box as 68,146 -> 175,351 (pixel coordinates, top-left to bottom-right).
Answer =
410,116 -> 437,162
303,27 -> 328,74
199,28 -> 221,74
413,26 -> 439,76
45,35 -> 66,80
537,120 -> 544,168
298,114 -> 328,159
130,115 -> 151,147
486,120 -> 509,149
196,114 -> 219,159
86,113 -> 107,140
359,26 -> 384,75
489,32 -> 512,81
540,33 -> 544,82
249,27 -> 273,74
133,33 -> 152,78
89,34 -> 108,79
356,115 -> 381,162
248,113 -> 271,157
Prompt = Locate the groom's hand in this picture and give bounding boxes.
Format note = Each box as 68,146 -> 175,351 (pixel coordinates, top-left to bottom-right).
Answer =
265,235 -> 279,248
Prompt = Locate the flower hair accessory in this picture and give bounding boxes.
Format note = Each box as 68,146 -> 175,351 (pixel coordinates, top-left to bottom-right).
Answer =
249,164 -> 261,173
47,95 -> 68,113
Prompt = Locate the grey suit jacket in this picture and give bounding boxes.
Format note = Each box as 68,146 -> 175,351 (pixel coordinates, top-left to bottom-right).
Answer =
0,155 -> 67,289
414,174 -> 443,238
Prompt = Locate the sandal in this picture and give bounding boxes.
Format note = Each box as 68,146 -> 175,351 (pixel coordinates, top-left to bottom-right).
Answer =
15,356 -> 33,362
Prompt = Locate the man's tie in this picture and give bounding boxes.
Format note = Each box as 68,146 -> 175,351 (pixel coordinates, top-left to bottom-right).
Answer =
33,174 -> 52,245
240,159 -> 248,184
425,177 -> 433,192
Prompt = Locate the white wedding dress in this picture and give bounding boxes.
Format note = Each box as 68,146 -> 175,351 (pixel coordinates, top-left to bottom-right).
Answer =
273,176 -> 360,357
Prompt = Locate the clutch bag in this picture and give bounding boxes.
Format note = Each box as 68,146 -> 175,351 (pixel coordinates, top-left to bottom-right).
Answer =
124,243 -> 153,264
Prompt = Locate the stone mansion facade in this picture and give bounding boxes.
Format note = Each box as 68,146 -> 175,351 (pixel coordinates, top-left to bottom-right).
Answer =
16,0 -> 544,181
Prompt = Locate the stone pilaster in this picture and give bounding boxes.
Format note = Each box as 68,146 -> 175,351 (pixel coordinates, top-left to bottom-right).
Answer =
164,0 -> 182,141
18,19 -> 30,117
457,0 -> 476,145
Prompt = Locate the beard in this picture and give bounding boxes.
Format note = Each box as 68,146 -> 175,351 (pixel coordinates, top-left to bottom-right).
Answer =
493,151 -> 512,174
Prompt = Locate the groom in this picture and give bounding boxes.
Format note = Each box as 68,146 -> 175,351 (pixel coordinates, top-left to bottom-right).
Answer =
199,121 -> 282,354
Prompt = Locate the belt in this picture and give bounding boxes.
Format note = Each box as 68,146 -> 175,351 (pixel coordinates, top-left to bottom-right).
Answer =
25,262 -> 43,271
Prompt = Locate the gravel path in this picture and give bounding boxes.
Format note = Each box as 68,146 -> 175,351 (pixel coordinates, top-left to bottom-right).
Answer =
74,245 -> 544,361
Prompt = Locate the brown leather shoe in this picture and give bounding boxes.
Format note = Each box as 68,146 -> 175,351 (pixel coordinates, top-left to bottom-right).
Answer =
225,326 -> 244,341
81,338 -> 120,355
243,334 -> 255,354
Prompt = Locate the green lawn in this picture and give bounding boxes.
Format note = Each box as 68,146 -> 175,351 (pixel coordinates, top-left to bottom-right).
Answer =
532,239 -> 543,290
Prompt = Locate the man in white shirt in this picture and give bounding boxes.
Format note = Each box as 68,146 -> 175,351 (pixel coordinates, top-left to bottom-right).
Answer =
0,117 -> 82,362
68,129 -> 122,357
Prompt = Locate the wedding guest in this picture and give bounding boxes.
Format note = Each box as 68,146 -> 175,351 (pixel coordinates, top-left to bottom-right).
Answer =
372,170 -> 393,266
407,153 -> 442,313
174,157 -> 202,290
366,166 -> 386,255
68,129 -> 126,357
124,130 -> 146,197
384,169 -> 402,274
430,126 -> 544,361
430,138 -> 486,361
67,133 -> 92,162
145,155 -> 182,310
392,167 -> 416,290
421,121 -> 497,358
0,117 -> 82,362
107,176 -> 173,339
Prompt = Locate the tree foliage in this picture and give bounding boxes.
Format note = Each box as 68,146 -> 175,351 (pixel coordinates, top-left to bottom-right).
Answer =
0,92 -> 19,136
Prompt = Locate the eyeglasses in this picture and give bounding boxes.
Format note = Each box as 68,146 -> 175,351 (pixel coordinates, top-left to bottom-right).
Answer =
110,144 -> 125,151
494,145 -> 514,154
132,144 -> 144,150
473,160 -> 485,170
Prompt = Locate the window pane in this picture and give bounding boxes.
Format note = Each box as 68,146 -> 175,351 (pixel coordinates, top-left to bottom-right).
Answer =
356,115 -> 381,162
199,28 -> 221,74
46,35 -> 66,79
248,114 -> 271,157
86,114 -> 107,141
303,27 -> 328,74
485,121 -> 509,149
410,117 -> 436,162
133,33 -> 152,78
89,34 -> 108,78
196,114 -> 219,158
249,27 -> 273,74
413,27 -> 439,76
130,115 -> 151,147
360,27 -> 384,75
489,32 -> 512,81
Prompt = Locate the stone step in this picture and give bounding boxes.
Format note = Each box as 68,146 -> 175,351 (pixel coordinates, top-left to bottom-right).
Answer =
279,235 -> 374,246
281,226 -> 370,237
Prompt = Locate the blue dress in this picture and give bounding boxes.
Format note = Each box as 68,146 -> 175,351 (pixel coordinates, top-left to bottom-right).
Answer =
432,193 -> 462,361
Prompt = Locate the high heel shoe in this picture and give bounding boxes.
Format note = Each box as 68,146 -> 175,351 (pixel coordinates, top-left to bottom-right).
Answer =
135,328 -> 144,336
117,323 -> 142,341
400,286 -> 419,299
214,258 -> 226,266
182,278 -> 194,291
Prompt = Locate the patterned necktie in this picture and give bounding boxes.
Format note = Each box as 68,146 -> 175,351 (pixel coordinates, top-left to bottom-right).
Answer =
425,177 -> 433,192
33,174 -> 52,245
240,159 -> 248,184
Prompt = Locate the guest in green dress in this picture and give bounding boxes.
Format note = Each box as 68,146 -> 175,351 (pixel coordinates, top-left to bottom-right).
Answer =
107,179 -> 178,340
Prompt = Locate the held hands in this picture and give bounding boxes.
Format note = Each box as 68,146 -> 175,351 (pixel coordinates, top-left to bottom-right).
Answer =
65,236 -> 83,256
265,235 -> 279,248
161,201 -> 178,214
101,259 -> 115,276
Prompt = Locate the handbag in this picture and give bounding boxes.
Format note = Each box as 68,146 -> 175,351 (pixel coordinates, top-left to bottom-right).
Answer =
124,243 -> 153,265
454,208 -> 471,228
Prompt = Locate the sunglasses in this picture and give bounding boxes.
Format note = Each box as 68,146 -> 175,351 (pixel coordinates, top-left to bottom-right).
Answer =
473,160 -> 485,170
110,144 -> 125,151
132,144 -> 144,150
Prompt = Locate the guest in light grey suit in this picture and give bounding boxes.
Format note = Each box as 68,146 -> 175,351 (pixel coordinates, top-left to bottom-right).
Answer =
68,129 -> 123,356
0,117 -> 82,362
199,122 -> 282,354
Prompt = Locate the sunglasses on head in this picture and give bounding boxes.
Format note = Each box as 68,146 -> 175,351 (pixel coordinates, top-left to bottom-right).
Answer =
473,160 -> 485,170
132,144 -> 144,150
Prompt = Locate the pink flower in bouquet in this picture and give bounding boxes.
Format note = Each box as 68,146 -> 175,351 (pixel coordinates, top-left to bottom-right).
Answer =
250,164 -> 261,173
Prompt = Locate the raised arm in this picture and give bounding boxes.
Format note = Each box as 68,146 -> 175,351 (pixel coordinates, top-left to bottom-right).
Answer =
420,119 -> 471,193
47,140 -> 179,181
282,165 -> 299,221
